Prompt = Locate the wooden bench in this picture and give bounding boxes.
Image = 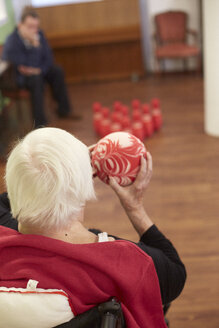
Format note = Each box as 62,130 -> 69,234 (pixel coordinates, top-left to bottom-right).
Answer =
0,60 -> 32,137
1,59 -> 32,147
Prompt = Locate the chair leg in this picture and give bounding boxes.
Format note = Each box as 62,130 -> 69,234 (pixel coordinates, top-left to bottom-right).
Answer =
17,97 -> 33,136
197,54 -> 202,74
183,58 -> 187,72
155,57 -> 162,73
162,59 -> 166,73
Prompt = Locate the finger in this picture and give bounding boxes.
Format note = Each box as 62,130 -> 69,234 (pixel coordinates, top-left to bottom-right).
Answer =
88,144 -> 96,151
88,144 -> 96,159
92,167 -> 97,178
146,152 -> 153,176
133,156 -> 147,187
140,152 -> 153,187
108,176 -> 123,194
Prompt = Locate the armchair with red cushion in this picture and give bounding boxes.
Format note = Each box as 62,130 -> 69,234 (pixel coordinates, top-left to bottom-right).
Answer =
153,11 -> 201,72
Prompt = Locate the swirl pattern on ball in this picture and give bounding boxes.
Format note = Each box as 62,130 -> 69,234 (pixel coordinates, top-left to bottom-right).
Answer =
92,132 -> 146,186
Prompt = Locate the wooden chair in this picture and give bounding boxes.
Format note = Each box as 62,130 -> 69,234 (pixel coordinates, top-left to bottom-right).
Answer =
0,43 -> 32,136
0,45 -> 55,135
153,11 -> 201,72
0,64 -> 33,137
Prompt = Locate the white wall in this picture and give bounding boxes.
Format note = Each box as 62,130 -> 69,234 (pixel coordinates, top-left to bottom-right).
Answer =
203,0 -> 219,136
32,0 -> 102,6
139,0 -> 151,71
139,0 -> 201,72
12,0 -> 31,23
0,0 -> 7,26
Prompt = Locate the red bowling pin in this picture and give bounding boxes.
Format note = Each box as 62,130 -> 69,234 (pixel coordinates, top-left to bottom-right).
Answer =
93,112 -> 102,135
142,114 -> 154,137
132,121 -> 145,141
92,102 -> 102,113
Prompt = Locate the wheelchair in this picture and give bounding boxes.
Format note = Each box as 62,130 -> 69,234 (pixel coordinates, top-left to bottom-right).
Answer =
55,298 -> 125,328
54,298 -> 170,328
0,281 -> 169,328
0,292 -> 170,327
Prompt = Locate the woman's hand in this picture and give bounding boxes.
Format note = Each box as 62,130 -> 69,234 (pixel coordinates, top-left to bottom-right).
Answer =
109,152 -> 153,236
88,144 -> 97,178
88,144 -> 96,153
109,152 -> 153,212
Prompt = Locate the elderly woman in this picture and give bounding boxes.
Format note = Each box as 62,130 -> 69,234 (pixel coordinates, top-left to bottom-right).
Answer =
0,128 -> 186,328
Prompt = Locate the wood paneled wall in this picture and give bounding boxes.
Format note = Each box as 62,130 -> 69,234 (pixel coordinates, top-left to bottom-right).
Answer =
36,0 -> 140,35
35,0 -> 144,83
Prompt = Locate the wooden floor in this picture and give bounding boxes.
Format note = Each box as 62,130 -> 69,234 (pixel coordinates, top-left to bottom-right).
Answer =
1,74 -> 219,327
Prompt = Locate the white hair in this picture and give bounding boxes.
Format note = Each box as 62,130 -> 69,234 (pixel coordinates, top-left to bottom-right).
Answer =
5,127 -> 96,231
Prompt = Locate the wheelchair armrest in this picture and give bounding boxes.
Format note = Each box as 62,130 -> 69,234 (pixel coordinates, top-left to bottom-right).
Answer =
98,298 -> 121,315
54,305 -> 101,328
99,298 -> 124,328
54,298 -> 125,328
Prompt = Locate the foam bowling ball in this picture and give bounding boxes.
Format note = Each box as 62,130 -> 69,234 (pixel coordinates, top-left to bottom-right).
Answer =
91,132 -> 147,186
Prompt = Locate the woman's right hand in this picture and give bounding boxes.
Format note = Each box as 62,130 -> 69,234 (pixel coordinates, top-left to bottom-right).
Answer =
109,152 -> 153,236
109,152 -> 153,212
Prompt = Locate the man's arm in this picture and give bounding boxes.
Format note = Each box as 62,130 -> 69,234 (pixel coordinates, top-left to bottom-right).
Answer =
18,65 -> 41,76
0,193 -> 18,230
39,31 -> 53,75
2,33 -> 26,67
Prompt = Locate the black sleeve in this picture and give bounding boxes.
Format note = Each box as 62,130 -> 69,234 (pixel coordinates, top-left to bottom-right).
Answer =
138,225 -> 186,305
0,193 -> 18,230
89,225 -> 186,305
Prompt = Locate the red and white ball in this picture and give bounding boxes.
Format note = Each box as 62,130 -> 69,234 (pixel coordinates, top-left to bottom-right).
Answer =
91,132 -> 147,186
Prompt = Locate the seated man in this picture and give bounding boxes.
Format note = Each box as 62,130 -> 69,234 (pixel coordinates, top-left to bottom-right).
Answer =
0,128 -> 186,327
2,6 -> 80,128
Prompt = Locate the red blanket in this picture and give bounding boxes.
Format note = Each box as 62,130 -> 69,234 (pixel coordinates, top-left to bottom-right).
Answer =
0,226 -> 167,327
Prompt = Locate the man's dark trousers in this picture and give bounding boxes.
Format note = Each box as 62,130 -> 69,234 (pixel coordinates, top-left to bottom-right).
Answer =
23,65 -> 71,128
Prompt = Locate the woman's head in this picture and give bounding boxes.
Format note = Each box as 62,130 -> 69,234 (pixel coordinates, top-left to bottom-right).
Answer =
5,128 -> 95,231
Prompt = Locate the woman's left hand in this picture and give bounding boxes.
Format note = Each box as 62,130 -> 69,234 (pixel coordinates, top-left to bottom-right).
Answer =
88,144 -> 97,177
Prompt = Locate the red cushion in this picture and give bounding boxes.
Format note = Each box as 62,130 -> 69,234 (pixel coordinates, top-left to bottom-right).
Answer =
156,43 -> 199,58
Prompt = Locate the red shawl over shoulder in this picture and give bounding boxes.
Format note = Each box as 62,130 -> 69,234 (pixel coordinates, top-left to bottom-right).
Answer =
0,226 -> 167,327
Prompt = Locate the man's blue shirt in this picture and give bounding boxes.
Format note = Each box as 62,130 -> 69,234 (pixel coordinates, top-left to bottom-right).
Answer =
2,28 -> 53,86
